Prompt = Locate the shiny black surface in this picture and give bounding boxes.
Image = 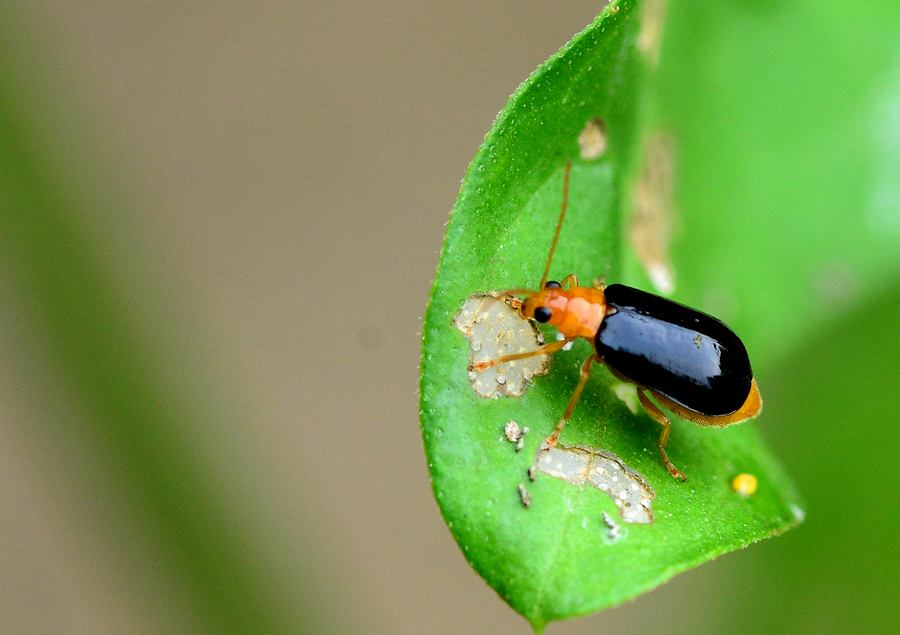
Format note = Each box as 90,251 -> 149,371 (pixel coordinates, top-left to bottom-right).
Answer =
596,284 -> 753,416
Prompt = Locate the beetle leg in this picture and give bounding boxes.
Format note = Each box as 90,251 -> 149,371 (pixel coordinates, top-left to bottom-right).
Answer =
637,389 -> 687,481
546,355 -> 596,445
559,274 -> 580,289
470,337 -> 574,372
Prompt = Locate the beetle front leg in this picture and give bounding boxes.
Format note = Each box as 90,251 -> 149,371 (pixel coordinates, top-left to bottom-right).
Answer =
545,354 -> 595,446
469,337 -> 574,372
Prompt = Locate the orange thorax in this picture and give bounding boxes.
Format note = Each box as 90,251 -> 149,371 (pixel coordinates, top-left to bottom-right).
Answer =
524,286 -> 607,340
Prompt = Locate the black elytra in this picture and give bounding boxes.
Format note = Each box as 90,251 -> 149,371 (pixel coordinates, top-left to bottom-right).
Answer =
596,284 -> 753,416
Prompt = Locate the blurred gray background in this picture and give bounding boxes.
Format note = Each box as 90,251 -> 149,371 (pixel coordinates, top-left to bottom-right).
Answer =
0,2 -> 771,633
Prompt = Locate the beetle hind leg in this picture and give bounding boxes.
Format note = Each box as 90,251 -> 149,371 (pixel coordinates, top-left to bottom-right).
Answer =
637,389 -> 687,481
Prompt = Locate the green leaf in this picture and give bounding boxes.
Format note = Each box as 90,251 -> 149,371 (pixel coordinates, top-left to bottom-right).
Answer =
420,1 -> 802,630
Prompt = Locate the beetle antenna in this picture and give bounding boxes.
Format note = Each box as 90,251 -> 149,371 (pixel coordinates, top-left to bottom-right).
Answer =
540,161 -> 572,289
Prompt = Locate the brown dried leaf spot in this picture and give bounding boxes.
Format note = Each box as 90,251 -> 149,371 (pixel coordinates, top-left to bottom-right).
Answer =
578,118 -> 608,160
631,132 -> 677,294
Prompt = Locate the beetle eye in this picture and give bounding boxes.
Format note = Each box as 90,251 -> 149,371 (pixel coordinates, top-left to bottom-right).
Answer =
534,306 -> 552,323
545,280 -> 561,289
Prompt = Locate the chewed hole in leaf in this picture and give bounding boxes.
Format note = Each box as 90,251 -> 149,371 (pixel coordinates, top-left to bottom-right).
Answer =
578,118 -> 609,160
637,0 -> 665,66
453,294 -> 550,398
536,443 -> 655,524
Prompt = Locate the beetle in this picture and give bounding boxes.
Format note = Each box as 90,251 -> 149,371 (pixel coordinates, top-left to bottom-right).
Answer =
470,162 -> 761,480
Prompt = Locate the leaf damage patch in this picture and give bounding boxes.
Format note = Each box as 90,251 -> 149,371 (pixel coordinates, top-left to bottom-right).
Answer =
631,132 -> 677,294
578,117 -> 608,160
453,294 -> 550,398
536,444 -> 656,524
